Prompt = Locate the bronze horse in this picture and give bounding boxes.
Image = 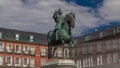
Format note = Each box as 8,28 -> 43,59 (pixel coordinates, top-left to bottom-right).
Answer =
47,12 -> 75,59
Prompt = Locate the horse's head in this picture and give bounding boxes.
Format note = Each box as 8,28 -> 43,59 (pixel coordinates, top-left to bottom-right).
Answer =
65,12 -> 75,29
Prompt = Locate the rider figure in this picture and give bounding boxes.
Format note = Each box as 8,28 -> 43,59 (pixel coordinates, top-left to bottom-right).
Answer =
53,8 -> 64,40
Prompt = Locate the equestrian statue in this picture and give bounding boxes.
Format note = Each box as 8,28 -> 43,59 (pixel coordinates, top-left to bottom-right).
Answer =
47,8 -> 75,59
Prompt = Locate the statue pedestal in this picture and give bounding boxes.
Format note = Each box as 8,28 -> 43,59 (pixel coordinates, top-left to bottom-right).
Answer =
41,60 -> 76,68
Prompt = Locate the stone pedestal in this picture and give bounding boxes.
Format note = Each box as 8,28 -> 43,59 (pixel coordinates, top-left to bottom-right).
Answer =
41,60 -> 76,68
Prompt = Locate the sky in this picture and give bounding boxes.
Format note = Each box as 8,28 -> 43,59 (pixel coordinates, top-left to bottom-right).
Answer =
0,0 -> 120,37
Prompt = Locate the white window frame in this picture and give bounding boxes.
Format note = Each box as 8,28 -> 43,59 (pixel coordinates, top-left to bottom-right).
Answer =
15,34 -> 19,40
30,46 -> 35,55
30,35 -> 34,42
6,43 -> 12,52
85,58 -> 88,67
23,58 -> 29,67
107,54 -> 112,64
6,56 -> 12,66
113,39 -> 118,48
90,57 -> 93,66
30,58 -> 35,67
23,45 -> 29,53
41,48 -> 46,56
88,45 -> 93,53
113,53 -> 119,63
15,44 -> 21,53
83,59 -> 85,67
107,40 -> 112,49
97,42 -> 102,52
97,55 -> 102,65
99,32 -> 103,38
0,56 -> 3,65
14,57 -> 21,66
41,59 -> 46,66
88,58 -> 91,67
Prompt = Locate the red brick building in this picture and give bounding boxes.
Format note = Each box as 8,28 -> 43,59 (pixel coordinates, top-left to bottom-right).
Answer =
0,28 -> 70,68
70,25 -> 120,68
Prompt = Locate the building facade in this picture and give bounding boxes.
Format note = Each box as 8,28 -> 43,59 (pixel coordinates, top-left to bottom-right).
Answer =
0,28 -> 70,68
70,25 -> 120,68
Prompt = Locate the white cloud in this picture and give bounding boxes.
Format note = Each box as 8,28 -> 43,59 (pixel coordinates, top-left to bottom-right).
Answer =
99,0 -> 120,22
1,0 -> 119,37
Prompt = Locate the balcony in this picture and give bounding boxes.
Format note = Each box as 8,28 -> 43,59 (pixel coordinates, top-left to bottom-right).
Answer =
106,47 -> 120,53
30,64 -> 35,68
6,49 -> 12,53
14,64 -> 21,67
23,64 -> 30,68
0,49 -> 4,53
30,51 -> 35,56
0,62 -> 3,67
15,51 -> 21,54
22,51 -> 29,55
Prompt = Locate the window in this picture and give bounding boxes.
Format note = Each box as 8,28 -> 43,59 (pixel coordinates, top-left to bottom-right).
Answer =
83,59 -> 86,67
41,48 -> 46,56
0,43 -> 3,51
6,44 -> 12,52
88,58 -> 91,67
41,59 -> 46,65
15,44 -> 21,53
0,56 -> 3,65
23,58 -> 29,65
82,47 -> 87,54
23,46 -> 29,53
107,40 -> 112,49
107,54 -> 112,64
30,46 -> 35,55
88,45 -> 93,53
15,34 -> 19,40
113,39 -> 118,48
85,58 -> 88,67
99,32 -> 103,37
30,58 -> 35,67
77,59 -> 82,68
85,36 -> 89,41
30,35 -> 34,42
24,59 -> 27,65
91,57 -> 93,66
113,53 -> 119,63
97,42 -> 102,52
71,48 -> 75,57
6,57 -> 12,64
15,57 -> 20,64
97,55 -> 102,65
0,32 -> 2,38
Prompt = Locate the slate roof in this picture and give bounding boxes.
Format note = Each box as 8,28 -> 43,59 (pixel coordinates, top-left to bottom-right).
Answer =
75,25 -> 120,45
0,28 -> 47,45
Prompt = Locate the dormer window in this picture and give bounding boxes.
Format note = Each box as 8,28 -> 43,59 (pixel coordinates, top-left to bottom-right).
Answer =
15,34 -> 19,40
0,32 -> 2,38
99,32 -> 103,38
30,35 -> 34,42
85,35 -> 89,41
